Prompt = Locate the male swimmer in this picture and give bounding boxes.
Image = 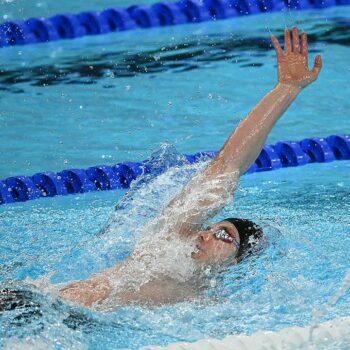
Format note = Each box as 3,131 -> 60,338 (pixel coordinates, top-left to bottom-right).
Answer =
59,27 -> 322,310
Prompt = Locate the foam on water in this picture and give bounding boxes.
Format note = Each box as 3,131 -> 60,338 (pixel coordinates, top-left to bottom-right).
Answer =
1,2 -> 350,348
53,143 -> 240,310
0,145 -> 349,349
145,271 -> 350,350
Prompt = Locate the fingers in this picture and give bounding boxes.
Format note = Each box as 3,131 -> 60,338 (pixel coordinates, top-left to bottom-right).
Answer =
311,55 -> 322,79
284,28 -> 292,53
301,32 -> 308,55
301,32 -> 309,67
292,27 -> 300,53
271,35 -> 283,57
272,28 -> 304,58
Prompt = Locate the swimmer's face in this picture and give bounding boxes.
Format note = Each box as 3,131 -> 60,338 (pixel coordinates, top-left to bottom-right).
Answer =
191,221 -> 240,264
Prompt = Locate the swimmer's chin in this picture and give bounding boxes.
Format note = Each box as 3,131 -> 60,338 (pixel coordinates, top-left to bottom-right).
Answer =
190,247 -> 204,260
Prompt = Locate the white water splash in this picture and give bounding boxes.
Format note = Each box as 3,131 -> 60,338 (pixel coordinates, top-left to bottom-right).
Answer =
99,169 -> 238,309
309,269 -> 350,344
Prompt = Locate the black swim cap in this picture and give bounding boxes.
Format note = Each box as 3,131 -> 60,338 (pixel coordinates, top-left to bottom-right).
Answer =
223,218 -> 263,261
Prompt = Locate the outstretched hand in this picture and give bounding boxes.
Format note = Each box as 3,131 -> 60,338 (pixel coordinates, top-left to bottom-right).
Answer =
271,27 -> 322,89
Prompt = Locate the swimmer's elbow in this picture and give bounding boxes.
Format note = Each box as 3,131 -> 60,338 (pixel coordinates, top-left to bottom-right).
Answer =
205,156 -> 241,178
59,278 -> 111,307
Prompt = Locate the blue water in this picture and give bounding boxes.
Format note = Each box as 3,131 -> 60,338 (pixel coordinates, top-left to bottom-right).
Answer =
1,6 -> 350,178
0,3 -> 350,350
1,0 -> 158,21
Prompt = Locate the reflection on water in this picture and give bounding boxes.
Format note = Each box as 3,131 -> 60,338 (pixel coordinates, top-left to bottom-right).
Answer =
0,17 -> 349,93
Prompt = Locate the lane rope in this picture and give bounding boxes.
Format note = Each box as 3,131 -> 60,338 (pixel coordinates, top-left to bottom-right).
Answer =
0,134 -> 349,205
1,0 -> 350,48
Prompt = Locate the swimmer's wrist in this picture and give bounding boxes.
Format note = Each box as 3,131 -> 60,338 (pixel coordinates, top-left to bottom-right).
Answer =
274,83 -> 302,96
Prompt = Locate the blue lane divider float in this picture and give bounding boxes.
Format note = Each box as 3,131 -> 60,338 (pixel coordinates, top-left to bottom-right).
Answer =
1,0 -> 350,48
0,134 -> 349,205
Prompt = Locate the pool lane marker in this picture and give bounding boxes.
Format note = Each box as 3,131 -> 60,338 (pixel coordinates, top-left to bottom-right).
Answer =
0,134 -> 349,205
1,0 -> 350,48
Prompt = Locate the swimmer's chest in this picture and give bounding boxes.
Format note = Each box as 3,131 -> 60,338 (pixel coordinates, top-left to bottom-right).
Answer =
120,277 -> 199,305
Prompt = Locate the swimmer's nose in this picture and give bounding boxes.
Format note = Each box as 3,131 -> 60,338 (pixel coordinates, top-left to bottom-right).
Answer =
199,231 -> 212,242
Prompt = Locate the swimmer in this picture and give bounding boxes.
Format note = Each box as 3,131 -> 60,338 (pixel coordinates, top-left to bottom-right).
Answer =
58,27 -> 322,309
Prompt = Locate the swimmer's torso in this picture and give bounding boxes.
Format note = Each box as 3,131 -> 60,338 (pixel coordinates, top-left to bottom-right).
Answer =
59,259 -> 204,311
98,276 -> 200,310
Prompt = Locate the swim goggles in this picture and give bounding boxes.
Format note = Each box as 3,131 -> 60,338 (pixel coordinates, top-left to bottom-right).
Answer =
213,229 -> 240,251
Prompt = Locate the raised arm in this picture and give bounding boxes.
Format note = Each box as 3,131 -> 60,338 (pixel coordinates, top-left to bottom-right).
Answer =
58,27 -> 322,307
164,27 -> 322,235
205,27 -> 322,177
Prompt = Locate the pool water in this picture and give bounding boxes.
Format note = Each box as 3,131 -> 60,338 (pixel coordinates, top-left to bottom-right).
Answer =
1,6 -> 350,178
1,0 -> 158,21
0,3 -> 350,350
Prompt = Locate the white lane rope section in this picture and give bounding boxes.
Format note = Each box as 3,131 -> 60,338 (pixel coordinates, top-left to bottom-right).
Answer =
142,316 -> 350,350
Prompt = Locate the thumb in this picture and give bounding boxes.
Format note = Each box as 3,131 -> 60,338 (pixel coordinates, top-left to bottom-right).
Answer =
311,55 -> 322,79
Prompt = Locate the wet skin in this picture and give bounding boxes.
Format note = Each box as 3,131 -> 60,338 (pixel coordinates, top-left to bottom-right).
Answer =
191,221 -> 240,264
58,27 -> 323,309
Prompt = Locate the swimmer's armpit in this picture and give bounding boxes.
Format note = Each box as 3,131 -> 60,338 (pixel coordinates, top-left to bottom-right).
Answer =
59,276 -> 111,307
